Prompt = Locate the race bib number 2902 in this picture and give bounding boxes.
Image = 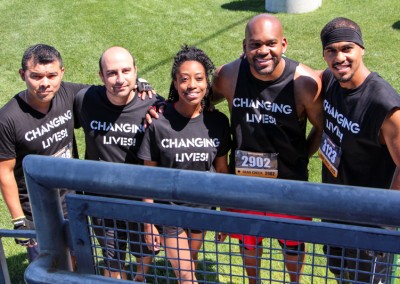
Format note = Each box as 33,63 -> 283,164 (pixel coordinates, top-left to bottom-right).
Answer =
235,150 -> 278,178
318,132 -> 342,177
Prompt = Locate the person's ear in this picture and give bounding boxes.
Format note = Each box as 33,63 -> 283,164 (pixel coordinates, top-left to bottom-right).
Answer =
19,69 -> 25,81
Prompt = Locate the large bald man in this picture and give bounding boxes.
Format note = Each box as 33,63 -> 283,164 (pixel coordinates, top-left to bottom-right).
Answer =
74,46 -> 164,281
213,14 -> 323,283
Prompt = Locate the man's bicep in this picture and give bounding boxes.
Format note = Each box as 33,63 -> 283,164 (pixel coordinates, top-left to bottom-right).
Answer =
381,109 -> 400,167
212,60 -> 241,106
210,89 -> 226,105
381,109 -> 400,190
306,93 -> 324,130
296,72 -> 323,156
214,155 -> 229,174
0,159 -> 18,201
211,71 -> 227,104
0,158 -> 17,187
0,158 -> 25,218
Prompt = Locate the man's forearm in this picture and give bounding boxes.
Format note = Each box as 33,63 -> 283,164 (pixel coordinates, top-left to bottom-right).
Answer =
1,182 -> 24,219
306,127 -> 322,158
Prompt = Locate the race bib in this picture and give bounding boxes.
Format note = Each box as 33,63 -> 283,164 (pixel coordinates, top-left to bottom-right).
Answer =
52,142 -> 73,159
235,150 -> 278,178
318,132 -> 342,177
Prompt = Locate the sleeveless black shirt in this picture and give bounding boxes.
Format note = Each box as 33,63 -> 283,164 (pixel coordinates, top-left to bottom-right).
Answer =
230,58 -> 308,181
322,70 -> 400,188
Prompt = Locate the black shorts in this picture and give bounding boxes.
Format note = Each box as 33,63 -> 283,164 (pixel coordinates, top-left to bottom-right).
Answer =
278,241 -> 305,256
92,217 -> 159,269
323,245 -> 393,283
239,240 -> 305,256
155,225 -> 204,237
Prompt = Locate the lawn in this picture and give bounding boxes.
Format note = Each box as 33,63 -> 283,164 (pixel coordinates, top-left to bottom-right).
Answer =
0,0 -> 400,283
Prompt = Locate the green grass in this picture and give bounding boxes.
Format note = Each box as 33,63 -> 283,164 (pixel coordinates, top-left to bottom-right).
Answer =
1,0 -> 400,282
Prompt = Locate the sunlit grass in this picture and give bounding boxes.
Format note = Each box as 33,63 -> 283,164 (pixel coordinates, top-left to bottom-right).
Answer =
1,0 -> 400,282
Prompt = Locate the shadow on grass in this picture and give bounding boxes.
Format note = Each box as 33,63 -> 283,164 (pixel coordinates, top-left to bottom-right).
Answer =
4,252 -> 29,284
138,257 -> 219,283
220,0 -> 266,12
393,21 -> 400,30
96,257 -> 220,283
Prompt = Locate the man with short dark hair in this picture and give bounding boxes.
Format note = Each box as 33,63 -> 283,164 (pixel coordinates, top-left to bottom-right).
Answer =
319,17 -> 400,283
0,44 -> 88,262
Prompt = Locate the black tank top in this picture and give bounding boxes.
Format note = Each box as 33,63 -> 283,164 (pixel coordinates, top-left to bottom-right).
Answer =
322,70 -> 400,188
230,58 -> 308,181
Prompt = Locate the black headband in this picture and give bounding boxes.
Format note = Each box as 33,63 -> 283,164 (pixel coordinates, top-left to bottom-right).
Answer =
321,27 -> 364,49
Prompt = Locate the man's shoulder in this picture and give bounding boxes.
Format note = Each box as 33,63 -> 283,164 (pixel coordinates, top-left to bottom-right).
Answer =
75,85 -> 106,106
0,93 -> 22,118
212,59 -> 242,103
365,73 -> 399,102
60,81 -> 90,92
293,62 -> 322,93
294,61 -> 319,79
76,84 -> 103,96
215,59 -> 241,79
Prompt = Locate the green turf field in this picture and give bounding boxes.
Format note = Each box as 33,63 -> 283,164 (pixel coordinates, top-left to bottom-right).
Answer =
1,0 -> 399,282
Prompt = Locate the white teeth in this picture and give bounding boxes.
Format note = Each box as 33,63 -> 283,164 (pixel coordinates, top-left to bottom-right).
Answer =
335,64 -> 349,70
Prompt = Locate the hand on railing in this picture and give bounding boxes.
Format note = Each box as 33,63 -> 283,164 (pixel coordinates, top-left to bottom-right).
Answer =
12,216 -> 37,247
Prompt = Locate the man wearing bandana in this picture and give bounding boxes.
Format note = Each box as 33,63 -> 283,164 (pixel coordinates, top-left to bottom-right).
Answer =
319,17 -> 400,283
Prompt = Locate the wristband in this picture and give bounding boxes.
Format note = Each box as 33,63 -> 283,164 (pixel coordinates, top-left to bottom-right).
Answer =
12,216 -> 27,227
12,215 -> 26,221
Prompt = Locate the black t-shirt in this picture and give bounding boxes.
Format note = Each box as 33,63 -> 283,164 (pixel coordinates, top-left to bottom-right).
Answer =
231,58 -> 308,181
74,85 -> 163,164
138,103 -> 231,171
322,70 -> 400,188
0,82 -> 88,219
138,103 -> 231,206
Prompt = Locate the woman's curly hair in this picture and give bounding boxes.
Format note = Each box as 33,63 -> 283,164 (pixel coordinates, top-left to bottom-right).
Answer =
168,45 -> 215,111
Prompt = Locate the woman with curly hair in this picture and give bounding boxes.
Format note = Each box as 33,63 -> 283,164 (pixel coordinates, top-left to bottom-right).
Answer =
138,45 -> 231,283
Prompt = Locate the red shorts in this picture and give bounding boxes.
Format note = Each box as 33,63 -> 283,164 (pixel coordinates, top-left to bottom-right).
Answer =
229,209 -> 312,250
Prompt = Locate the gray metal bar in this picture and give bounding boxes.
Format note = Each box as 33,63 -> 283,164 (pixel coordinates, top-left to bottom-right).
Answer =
0,230 -> 36,239
67,194 -> 400,254
23,172 -> 71,272
64,202 -> 94,275
24,254 -> 135,284
22,155 -> 400,283
0,238 -> 10,284
23,155 -> 400,227
0,230 -> 36,284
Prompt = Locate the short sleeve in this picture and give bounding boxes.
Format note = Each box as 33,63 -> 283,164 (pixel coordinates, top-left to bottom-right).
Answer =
216,113 -> 232,157
0,117 -> 17,159
137,123 -> 160,162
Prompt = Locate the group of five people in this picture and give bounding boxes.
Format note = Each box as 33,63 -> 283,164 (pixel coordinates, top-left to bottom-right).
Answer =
0,13 -> 399,284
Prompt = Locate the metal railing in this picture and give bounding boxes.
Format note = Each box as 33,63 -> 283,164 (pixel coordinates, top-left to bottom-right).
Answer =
0,229 -> 36,284
20,155 -> 400,283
